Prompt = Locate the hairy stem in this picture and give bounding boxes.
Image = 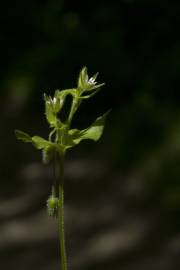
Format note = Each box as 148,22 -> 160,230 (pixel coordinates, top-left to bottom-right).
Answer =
58,152 -> 68,270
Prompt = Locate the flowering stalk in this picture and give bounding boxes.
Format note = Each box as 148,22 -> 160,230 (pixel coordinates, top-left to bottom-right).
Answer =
58,151 -> 67,270
15,67 -> 109,270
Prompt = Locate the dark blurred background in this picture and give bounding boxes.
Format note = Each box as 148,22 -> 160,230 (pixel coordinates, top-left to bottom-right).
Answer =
1,0 -> 180,269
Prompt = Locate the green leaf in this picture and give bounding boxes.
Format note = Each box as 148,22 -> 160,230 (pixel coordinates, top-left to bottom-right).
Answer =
75,111 -> 109,142
15,130 -> 32,143
32,136 -> 53,150
64,129 -> 80,149
15,129 -> 56,156
65,111 -> 110,149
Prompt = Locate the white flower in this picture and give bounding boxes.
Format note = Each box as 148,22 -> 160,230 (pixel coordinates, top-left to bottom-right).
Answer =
88,77 -> 97,85
78,67 -> 104,92
46,97 -> 57,105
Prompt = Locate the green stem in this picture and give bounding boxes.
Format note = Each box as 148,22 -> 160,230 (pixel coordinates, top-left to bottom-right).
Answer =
67,96 -> 80,126
58,152 -> 68,270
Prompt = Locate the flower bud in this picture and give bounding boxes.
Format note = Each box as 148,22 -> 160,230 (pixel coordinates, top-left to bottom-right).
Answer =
47,193 -> 59,218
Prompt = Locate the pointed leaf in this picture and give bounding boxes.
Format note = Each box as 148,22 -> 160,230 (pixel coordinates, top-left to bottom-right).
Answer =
79,86 -> 104,99
15,130 -> 32,143
75,111 -> 109,143
65,111 -> 110,149
32,136 -> 53,150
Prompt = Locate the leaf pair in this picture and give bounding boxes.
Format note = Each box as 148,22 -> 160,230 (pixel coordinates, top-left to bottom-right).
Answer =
15,130 -> 56,163
15,110 -> 109,161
